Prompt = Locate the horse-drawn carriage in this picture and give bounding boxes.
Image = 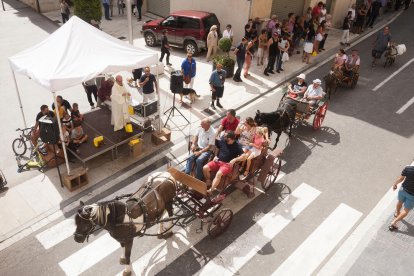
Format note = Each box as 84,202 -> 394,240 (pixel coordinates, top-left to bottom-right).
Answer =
254,89 -> 329,149
384,43 -> 406,68
74,145 -> 282,275
323,68 -> 360,98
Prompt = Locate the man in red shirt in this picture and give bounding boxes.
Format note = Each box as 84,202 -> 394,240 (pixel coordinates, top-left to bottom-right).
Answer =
216,109 -> 239,138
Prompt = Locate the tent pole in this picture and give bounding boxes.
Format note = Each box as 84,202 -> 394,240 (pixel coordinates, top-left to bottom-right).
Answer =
126,0 -> 133,45
11,68 -> 28,128
156,56 -> 161,132
52,92 -> 71,176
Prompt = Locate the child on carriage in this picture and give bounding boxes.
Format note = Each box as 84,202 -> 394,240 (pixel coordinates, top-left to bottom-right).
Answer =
240,127 -> 268,180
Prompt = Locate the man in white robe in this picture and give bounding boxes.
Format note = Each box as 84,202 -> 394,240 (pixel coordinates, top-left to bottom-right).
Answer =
111,75 -> 131,131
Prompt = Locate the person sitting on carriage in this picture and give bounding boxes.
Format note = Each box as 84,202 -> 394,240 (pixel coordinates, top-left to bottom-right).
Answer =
239,127 -> 268,180
332,48 -> 347,75
216,109 -> 240,138
203,131 -> 243,195
343,49 -> 360,84
185,118 -> 216,181
302,79 -> 324,112
287,73 -> 308,99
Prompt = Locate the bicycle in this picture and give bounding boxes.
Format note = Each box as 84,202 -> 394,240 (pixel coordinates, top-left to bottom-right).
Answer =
12,127 -> 34,156
16,142 -> 47,173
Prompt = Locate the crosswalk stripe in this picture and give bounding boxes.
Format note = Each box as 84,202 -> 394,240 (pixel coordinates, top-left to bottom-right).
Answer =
116,173 -> 287,275
59,233 -> 120,276
36,218 -> 76,250
272,203 -> 362,276
198,183 -> 321,276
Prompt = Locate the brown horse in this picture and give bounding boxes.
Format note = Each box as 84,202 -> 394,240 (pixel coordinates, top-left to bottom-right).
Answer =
73,171 -> 177,276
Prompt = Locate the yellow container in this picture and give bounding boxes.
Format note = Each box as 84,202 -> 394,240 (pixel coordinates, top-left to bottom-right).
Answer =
125,123 -> 133,133
93,136 -> 104,147
128,105 -> 134,115
128,138 -> 140,146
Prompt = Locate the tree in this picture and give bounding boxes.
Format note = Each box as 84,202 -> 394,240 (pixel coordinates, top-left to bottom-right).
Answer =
73,0 -> 102,24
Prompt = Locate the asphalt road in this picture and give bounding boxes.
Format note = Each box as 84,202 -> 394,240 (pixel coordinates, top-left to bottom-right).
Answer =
1,8 -> 413,276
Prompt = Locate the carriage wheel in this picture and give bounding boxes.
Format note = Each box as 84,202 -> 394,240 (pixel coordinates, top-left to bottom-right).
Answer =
261,157 -> 282,191
312,102 -> 328,130
351,74 -> 359,89
207,208 -> 233,238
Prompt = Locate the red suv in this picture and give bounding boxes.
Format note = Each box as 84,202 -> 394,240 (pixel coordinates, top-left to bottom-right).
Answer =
141,10 -> 220,55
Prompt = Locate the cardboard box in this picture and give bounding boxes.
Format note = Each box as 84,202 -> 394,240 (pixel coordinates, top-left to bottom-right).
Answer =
129,139 -> 143,157
151,128 -> 171,145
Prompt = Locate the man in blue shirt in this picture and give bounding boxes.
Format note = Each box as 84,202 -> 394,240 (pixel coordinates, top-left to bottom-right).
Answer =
233,37 -> 248,82
209,63 -> 226,110
138,66 -> 158,103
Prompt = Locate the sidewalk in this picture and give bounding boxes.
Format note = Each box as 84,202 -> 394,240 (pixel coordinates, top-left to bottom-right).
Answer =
0,0 -> 401,252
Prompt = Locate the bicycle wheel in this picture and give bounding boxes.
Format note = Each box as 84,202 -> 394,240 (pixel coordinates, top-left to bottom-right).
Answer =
12,138 -> 27,156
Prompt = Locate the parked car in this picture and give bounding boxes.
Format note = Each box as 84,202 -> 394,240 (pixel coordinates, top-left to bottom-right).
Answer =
141,10 -> 220,55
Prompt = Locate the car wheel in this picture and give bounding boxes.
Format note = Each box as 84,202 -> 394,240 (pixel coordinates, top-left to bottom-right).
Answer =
144,32 -> 156,47
184,41 -> 198,55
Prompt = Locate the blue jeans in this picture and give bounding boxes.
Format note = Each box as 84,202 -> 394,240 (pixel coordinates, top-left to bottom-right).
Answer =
103,3 -> 110,19
275,53 -> 282,71
185,151 -> 212,180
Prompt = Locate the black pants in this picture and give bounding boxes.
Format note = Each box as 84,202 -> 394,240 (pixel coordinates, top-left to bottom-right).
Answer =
212,86 -> 224,100
366,13 -> 378,27
319,34 -> 328,50
160,48 -> 170,64
405,0 -> 411,9
265,55 -> 276,73
275,53 -> 283,71
84,85 -> 97,106
61,13 -> 69,23
136,3 -> 142,19
234,57 -> 245,80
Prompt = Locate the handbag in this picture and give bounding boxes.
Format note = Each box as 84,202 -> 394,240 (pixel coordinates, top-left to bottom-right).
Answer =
183,75 -> 191,84
312,51 -> 318,57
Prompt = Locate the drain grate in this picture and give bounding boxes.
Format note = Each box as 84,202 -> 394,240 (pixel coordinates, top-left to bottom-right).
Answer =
118,36 -> 127,40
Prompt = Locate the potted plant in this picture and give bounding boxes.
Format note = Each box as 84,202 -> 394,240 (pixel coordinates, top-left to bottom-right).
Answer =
212,37 -> 235,78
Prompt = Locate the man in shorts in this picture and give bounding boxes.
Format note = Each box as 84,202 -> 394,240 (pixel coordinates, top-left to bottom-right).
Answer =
371,26 -> 391,67
389,165 -> 414,231
203,131 -> 243,195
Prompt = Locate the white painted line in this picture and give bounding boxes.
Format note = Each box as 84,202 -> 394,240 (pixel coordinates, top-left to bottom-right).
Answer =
199,183 -> 321,276
59,233 -> 120,276
36,218 -> 76,250
396,96 -> 414,114
317,161 -> 414,276
272,203 -> 362,276
373,58 -> 414,91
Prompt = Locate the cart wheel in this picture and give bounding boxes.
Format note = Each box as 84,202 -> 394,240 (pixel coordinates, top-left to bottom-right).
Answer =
313,102 -> 328,130
261,157 -> 282,191
207,208 -> 233,238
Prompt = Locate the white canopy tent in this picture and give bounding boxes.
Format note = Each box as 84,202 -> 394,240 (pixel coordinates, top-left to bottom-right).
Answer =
9,16 -> 159,175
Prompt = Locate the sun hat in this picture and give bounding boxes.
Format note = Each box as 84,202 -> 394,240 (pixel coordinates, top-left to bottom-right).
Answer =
297,73 -> 306,79
313,79 -> 322,84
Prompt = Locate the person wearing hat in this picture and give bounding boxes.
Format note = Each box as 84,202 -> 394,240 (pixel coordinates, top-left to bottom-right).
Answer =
264,32 -> 280,76
206,25 -> 218,62
287,73 -> 308,99
303,79 -> 324,112
97,76 -> 115,107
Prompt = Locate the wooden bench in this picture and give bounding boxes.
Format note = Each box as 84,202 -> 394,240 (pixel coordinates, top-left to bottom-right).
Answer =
168,167 -> 207,197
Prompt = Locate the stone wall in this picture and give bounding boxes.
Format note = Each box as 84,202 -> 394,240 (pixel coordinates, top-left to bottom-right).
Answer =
19,0 -> 60,13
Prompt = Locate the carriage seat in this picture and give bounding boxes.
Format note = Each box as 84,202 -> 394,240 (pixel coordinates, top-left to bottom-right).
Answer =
187,135 -> 216,178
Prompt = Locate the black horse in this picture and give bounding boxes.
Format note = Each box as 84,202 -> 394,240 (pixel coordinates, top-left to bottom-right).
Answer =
323,70 -> 341,98
254,98 -> 296,149
74,172 -> 177,276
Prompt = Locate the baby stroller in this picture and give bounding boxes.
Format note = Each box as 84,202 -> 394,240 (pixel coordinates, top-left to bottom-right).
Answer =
0,170 -> 7,190
384,43 -> 406,67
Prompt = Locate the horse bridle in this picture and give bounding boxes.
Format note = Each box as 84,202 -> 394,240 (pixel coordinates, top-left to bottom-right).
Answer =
74,208 -> 99,242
